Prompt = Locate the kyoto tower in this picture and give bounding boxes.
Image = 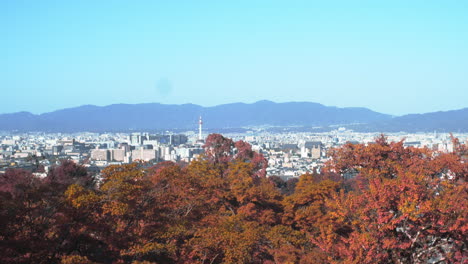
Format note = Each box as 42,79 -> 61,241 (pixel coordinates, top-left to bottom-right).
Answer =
198,116 -> 203,141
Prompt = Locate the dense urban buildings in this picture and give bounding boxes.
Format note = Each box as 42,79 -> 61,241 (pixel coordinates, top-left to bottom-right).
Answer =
1,128 -> 466,179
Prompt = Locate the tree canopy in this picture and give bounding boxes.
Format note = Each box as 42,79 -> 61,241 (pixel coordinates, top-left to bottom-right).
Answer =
0,134 -> 466,263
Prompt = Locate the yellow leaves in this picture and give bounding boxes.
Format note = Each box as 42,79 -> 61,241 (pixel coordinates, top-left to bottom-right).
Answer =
102,201 -> 129,216
190,215 -> 264,264
121,242 -> 165,257
398,200 -> 418,220
98,164 -> 153,222
186,159 -> 225,193
60,255 -> 95,264
266,225 -> 309,249
65,184 -> 84,202
100,163 -> 147,198
65,184 -> 99,209
102,163 -> 145,181
282,173 -> 340,233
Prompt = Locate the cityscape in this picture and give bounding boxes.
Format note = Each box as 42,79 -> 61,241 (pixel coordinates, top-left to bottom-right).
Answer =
2,1 -> 467,263
2,118 -> 466,180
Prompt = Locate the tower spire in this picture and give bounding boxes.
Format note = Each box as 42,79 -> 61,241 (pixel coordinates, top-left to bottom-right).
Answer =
198,116 -> 203,141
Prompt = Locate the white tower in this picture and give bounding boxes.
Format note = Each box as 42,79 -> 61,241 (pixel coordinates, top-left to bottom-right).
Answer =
198,116 -> 203,141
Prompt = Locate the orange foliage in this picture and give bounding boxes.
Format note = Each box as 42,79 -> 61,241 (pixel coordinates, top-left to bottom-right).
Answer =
1,134 -> 466,263
315,135 -> 468,263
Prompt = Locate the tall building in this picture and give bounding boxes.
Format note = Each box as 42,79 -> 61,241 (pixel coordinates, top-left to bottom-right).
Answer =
111,149 -> 126,162
171,134 -> 188,145
199,116 -> 203,141
196,116 -> 205,145
300,141 -> 323,159
130,133 -> 142,145
131,148 -> 158,162
91,149 -> 110,161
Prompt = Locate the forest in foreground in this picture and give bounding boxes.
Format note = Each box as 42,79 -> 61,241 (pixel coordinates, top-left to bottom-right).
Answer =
1,134 -> 467,264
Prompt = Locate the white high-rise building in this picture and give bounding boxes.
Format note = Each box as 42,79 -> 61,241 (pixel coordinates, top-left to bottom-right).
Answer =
195,116 -> 205,145
198,116 -> 203,141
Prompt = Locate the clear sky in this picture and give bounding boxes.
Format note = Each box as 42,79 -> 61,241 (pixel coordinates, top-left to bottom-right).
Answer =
2,0 -> 467,116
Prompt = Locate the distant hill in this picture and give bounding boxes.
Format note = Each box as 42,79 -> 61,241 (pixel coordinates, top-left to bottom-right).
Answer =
354,108 -> 468,133
0,101 -> 391,132
1,101 -> 467,132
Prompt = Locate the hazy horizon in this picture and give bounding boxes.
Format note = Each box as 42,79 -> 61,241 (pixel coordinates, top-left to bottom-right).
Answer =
2,1 -> 468,115
2,99 -> 468,117
5,98 -> 468,117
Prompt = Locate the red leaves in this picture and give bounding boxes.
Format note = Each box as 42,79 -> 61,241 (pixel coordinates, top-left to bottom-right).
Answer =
46,159 -> 92,187
0,168 -> 37,197
1,134 -> 466,263
315,135 -> 468,263
203,133 -> 268,178
203,133 -> 235,164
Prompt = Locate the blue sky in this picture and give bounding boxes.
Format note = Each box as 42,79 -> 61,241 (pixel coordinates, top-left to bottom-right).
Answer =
2,0 -> 467,115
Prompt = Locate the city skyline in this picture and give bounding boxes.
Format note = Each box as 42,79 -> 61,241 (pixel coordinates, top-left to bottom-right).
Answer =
2,1 -> 468,115
2,2 -> 468,261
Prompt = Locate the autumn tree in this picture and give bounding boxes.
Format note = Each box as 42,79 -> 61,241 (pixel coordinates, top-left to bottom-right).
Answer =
314,135 -> 468,263
4,133 -> 465,264
46,159 -> 93,189
0,160 -> 97,263
66,162 -> 174,263
203,133 -> 268,178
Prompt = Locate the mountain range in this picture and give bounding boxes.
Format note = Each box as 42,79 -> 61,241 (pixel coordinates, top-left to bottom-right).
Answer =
0,101 -> 467,132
